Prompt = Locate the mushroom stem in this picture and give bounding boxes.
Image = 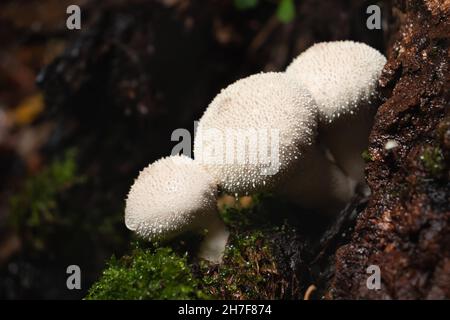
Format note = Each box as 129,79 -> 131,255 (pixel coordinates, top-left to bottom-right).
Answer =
198,212 -> 230,264
277,144 -> 355,214
319,104 -> 376,184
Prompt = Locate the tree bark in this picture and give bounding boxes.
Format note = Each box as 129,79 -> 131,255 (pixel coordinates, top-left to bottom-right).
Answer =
332,0 -> 449,299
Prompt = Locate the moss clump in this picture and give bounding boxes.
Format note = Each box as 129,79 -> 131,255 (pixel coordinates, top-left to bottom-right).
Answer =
86,247 -> 208,300
233,0 -> 296,23
8,149 -> 84,250
420,146 -> 444,177
198,194 -> 290,299
200,230 -> 283,299
361,149 -> 373,162
86,193 -> 296,299
219,193 -> 271,228
233,0 -> 258,10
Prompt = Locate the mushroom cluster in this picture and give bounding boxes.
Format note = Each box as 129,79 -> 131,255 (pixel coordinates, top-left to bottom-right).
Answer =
125,40 -> 386,263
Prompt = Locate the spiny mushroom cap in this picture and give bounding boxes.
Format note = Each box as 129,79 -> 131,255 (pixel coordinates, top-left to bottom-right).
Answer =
286,41 -> 386,122
194,72 -> 317,195
125,155 -> 217,240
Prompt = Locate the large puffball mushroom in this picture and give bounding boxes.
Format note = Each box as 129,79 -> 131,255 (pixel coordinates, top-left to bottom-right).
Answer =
194,72 -> 317,196
277,144 -> 355,213
286,41 -> 387,184
125,155 -> 229,264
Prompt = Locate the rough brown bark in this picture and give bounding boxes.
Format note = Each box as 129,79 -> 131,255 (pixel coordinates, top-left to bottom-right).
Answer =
332,0 -> 450,299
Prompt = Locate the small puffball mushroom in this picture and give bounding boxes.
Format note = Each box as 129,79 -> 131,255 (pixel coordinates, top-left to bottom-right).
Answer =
286,41 -> 386,184
125,155 -> 229,263
194,72 -> 317,196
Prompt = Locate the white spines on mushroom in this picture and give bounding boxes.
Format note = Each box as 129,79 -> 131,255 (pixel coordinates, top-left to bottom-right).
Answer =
194,72 -> 318,196
286,41 -> 387,185
125,155 -> 229,263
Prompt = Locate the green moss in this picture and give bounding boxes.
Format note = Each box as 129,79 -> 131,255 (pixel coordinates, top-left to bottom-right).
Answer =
8,149 -> 84,249
276,0 -> 296,23
233,0 -> 295,24
197,194 -> 287,299
86,247 -> 209,300
420,146 -> 444,177
234,0 -> 259,10
86,193 -> 290,299
199,229 -> 279,299
361,149 -> 373,162
221,205 -> 252,228
220,193 -> 271,228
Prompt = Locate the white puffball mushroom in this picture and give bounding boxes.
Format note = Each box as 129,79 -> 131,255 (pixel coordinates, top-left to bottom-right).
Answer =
194,72 -> 317,196
125,155 -> 229,264
286,41 -> 387,184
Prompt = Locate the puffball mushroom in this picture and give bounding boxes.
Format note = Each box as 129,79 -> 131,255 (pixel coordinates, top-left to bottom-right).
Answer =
125,155 -> 229,264
194,72 -> 317,196
286,41 -> 387,184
